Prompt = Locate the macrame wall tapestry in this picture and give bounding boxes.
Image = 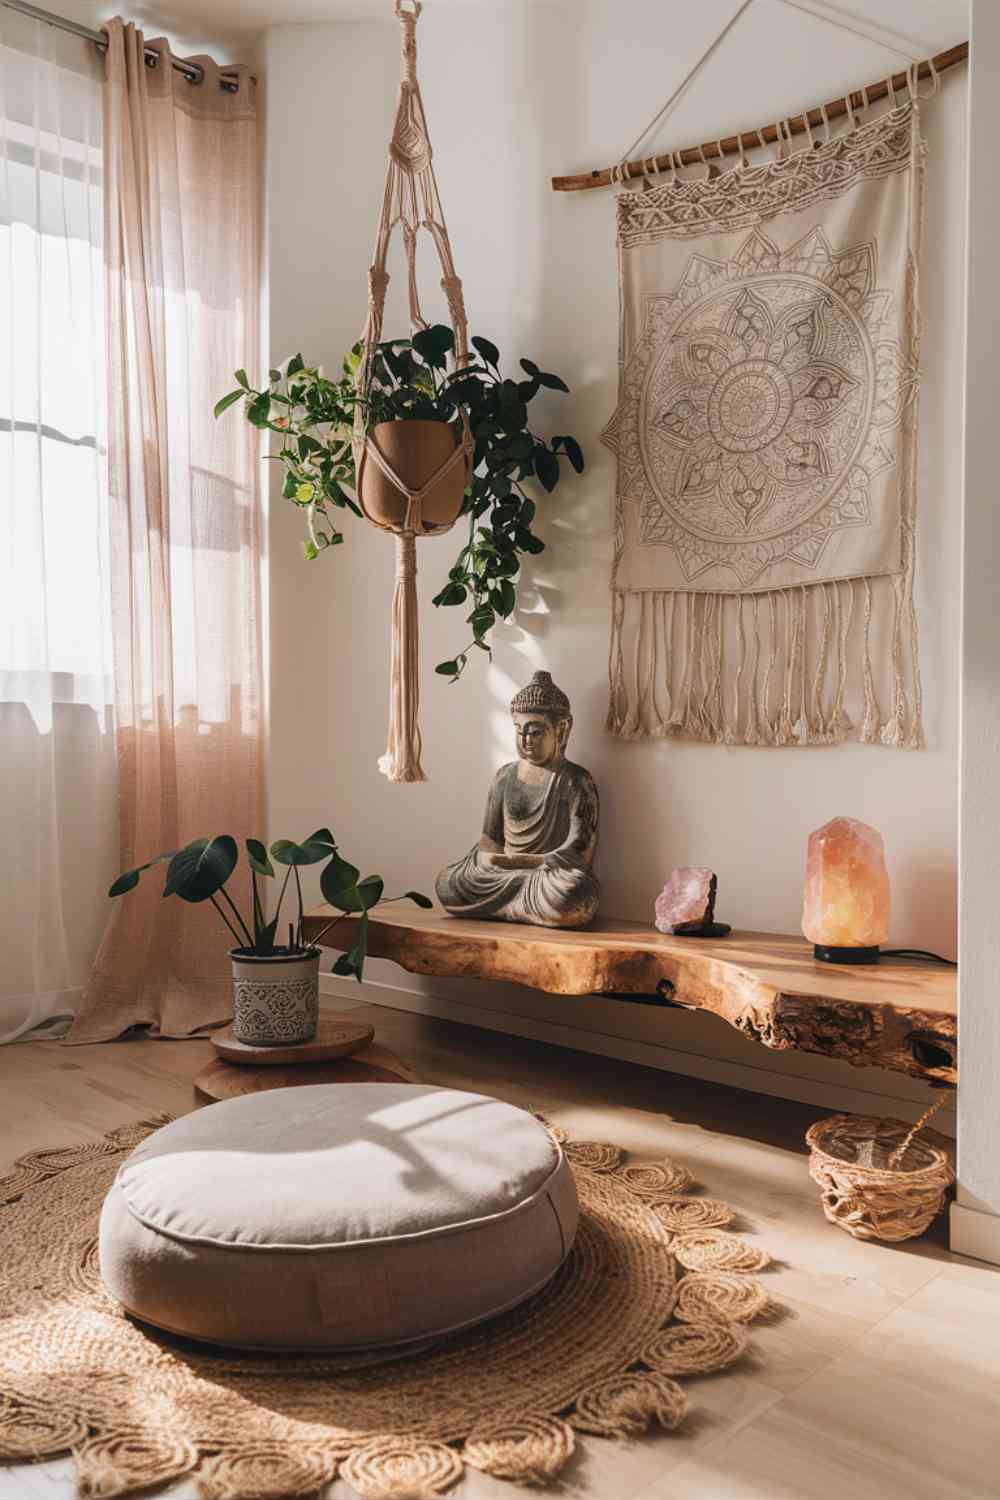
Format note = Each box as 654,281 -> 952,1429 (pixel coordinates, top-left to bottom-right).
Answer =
585,25 -> 956,749
356,0 -> 473,782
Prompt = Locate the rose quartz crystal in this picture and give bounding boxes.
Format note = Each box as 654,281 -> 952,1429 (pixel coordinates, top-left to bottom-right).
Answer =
655,867 -> 716,933
801,817 -> 890,947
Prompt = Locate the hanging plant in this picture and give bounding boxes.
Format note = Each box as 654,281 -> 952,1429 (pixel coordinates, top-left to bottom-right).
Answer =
216,325 -> 584,680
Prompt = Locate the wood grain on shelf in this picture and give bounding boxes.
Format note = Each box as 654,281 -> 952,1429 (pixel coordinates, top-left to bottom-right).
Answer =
303,905 -> 957,1086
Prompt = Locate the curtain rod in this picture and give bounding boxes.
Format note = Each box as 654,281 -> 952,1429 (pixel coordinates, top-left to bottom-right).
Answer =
0,0 -> 247,90
552,40 -> 968,192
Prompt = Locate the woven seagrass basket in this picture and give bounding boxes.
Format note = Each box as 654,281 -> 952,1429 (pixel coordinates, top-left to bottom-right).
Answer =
806,1098 -> 954,1243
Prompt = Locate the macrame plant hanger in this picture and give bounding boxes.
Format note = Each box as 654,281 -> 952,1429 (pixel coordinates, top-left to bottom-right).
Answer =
354,0 -> 474,783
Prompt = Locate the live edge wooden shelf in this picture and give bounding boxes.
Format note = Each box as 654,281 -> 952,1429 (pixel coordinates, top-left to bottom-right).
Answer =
302,906 -> 957,1088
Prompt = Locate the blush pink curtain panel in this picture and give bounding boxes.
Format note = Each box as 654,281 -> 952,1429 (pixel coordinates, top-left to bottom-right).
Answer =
68,20 -> 263,1042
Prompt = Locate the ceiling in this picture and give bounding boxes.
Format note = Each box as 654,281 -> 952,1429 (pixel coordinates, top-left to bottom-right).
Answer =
63,0 -> 968,65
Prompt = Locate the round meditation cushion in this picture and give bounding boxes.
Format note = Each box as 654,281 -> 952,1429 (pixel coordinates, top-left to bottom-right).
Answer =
99,1083 -> 578,1352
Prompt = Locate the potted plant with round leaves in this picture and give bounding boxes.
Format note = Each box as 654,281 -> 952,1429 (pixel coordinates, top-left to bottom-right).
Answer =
215,325 -> 584,680
109,830 -> 430,1045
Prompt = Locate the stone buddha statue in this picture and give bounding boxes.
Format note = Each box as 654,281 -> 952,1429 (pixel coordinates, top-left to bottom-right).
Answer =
436,671 -> 600,929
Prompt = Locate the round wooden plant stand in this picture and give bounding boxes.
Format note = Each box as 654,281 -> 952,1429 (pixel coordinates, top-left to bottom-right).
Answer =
193,1013 -> 417,1103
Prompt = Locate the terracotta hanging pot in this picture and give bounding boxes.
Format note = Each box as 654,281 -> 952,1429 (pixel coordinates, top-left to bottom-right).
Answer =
359,418 -> 469,533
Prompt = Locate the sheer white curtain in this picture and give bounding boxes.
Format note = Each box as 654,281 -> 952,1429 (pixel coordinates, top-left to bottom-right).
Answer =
0,11 -> 117,1042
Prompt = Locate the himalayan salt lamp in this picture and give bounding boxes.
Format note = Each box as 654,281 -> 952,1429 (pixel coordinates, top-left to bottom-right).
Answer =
655,867 -> 731,939
802,817 -> 890,964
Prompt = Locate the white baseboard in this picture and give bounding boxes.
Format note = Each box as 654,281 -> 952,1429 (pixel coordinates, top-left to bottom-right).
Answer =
950,1202 -> 1000,1265
320,972 -> 957,1132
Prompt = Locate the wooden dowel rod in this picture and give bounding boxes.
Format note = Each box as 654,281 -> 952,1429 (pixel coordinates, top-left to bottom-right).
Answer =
551,41 -> 967,193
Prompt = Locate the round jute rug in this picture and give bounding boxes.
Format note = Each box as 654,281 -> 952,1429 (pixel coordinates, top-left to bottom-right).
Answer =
0,1114 -> 774,1499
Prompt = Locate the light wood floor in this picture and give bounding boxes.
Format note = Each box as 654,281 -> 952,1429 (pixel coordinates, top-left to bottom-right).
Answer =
1,1002 -> 997,1500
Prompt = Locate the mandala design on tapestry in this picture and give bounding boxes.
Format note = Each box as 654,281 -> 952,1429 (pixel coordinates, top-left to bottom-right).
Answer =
603,226 -> 918,587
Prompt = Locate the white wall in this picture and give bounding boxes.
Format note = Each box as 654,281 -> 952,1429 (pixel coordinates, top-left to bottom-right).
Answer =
265,1 -> 967,1118
952,0 -> 1000,1264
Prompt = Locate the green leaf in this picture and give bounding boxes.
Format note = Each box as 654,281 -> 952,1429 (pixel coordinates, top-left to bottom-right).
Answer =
555,435 -> 585,473
320,854 -> 362,910
504,433 -> 533,462
535,447 -> 560,492
356,874 -> 384,910
412,324 -> 455,368
404,890 -> 434,908
436,652 -> 468,681
468,603 -> 496,639
432,581 -> 467,608
247,393 -> 271,427
493,579 -> 517,618
246,838 -> 274,878
213,389 -> 244,419
271,828 -> 337,867
234,369 -> 249,389
108,850 -> 177,898
303,540 -> 320,561
163,836 -> 238,903
331,909 -> 368,982
286,353 -> 305,377
538,370 -> 570,393
471,335 -> 500,368
520,358 -> 540,379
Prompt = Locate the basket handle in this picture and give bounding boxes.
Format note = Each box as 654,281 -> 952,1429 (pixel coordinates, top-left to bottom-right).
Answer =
887,1091 -> 949,1170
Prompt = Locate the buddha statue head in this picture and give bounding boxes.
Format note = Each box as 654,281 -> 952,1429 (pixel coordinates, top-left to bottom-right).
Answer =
510,671 -> 572,769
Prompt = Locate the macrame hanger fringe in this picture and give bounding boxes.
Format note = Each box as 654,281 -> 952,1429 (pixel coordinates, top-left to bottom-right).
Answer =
379,531 -> 424,781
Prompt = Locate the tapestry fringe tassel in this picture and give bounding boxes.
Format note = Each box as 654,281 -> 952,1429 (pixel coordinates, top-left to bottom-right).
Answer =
607,571 -> 923,749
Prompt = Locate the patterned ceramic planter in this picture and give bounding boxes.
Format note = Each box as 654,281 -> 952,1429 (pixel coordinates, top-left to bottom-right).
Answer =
229,949 -> 321,1045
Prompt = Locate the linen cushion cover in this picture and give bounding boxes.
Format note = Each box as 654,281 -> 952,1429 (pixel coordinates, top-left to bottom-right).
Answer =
99,1083 -> 578,1351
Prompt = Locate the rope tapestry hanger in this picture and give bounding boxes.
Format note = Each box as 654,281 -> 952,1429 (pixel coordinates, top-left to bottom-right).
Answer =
551,40 -> 967,193
355,0 -> 474,783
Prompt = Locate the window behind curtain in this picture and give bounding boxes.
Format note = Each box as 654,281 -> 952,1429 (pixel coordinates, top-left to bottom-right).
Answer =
1,10 -> 110,713
0,12 -> 117,1042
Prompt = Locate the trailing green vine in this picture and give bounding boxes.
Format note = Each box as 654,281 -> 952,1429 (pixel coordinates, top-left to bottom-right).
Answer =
216,325 -> 584,679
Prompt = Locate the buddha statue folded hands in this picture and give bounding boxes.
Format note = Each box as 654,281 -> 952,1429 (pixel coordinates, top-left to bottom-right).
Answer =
436,671 -> 600,929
